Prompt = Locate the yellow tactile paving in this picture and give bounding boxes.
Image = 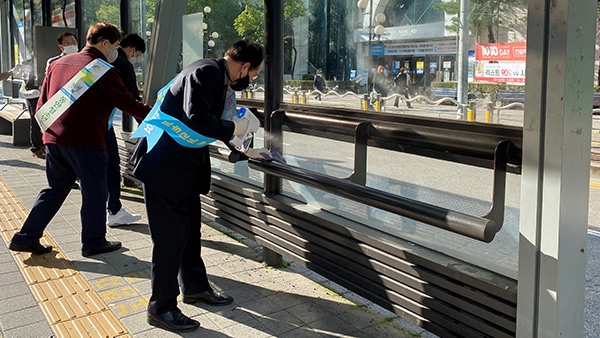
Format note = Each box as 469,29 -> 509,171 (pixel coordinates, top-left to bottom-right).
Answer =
0,176 -> 131,337
30,274 -> 92,301
0,228 -> 13,243
42,292 -> 109,323
53,310 -> 130,338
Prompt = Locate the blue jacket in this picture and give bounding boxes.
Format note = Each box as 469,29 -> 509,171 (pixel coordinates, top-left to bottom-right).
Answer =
132,58 -> 236,200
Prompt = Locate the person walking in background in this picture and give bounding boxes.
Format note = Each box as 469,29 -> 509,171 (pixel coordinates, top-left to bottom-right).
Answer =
372,65 -> 390,108
106,33 -> 146,227
313,68 -> 326,100
132,40 -> 265,333
372,65 -> 389,97
394,66 -> 412,108
8,22 -> 151,258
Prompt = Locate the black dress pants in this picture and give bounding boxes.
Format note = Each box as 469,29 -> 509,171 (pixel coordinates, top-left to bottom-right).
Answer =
144,185 -> 210,315
12,145 -> 108,249
28,98 -> 43,152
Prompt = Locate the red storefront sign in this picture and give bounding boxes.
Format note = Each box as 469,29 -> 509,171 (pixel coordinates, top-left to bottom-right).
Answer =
476,42 -> 527,61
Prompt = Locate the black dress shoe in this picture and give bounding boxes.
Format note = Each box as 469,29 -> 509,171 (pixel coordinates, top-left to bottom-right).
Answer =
183,288 -> 233,305
147,311 -> 199,332
81,241 -> 122,257
9,241 -> 52,255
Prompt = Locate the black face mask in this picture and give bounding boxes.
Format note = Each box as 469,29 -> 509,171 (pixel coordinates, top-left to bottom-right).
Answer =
230,74 -> 250,91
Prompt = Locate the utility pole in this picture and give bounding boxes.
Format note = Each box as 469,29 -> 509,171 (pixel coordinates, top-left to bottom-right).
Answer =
456,0 -> 470,119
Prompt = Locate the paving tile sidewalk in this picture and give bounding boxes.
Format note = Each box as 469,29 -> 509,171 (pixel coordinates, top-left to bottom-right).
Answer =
0,134 -> 435,338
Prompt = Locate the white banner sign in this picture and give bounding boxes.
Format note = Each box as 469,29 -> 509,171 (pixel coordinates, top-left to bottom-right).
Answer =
474,62 -> 526,83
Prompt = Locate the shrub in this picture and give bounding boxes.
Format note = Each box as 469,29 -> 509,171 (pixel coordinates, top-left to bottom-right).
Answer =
430,81 -> 525,94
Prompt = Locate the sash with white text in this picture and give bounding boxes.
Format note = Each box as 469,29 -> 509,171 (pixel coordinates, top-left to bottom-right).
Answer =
35,58 -> 113,132
131,79 -> 238,152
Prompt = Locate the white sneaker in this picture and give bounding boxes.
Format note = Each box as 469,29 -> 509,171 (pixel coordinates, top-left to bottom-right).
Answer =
107,208 -> 142,227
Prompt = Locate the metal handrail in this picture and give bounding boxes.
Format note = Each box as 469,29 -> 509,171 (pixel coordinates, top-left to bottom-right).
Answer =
234,108 -> 522,242
237,101 -> 523,170
495,102 -> 525,110
249,158 -> 500,242
272,105 -> 522,170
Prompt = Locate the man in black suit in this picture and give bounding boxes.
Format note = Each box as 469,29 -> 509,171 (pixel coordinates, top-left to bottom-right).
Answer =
106,33 -> 145,227
132,40 -> 265,333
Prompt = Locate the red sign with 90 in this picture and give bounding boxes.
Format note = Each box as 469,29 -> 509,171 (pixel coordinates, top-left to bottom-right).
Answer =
476,42 -> 527,61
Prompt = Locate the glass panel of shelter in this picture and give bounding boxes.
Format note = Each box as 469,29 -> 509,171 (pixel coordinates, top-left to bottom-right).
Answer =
1,0 -> 528,280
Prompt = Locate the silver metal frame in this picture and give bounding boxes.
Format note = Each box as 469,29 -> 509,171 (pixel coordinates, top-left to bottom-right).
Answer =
142,0 -> 187,107
517,0 -> 595,336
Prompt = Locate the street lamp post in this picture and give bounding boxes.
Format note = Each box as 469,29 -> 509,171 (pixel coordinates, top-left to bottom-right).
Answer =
203,6 -> 219,58
357,0 -> 372,94
374,13 -> 386,40
357,1 -> 385,95
208,31 -> 219,53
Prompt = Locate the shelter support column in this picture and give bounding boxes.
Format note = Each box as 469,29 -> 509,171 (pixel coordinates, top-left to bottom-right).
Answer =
517,0 -> 595,336
262,0 -> 284,266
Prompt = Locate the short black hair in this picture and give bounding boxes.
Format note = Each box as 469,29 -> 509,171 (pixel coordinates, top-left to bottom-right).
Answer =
120,33 -> 146,53
57,31 -> 76,45
86,21 -> 122,44
225,40 -> 265,70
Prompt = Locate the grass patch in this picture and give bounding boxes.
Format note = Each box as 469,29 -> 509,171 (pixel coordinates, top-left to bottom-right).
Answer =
266,260 -> 290,269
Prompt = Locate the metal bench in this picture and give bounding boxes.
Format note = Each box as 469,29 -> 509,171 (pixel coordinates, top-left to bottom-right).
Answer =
429,87 -> 457,100
0,105 -> 31,146
0,69 -> 38,146
496,89 -> 525,106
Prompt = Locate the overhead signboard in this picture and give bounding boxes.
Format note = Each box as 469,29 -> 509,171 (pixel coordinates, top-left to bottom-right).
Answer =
476,42 -> 527,61
383,40 -> 457,56
475,42 -> 527,83
371,43 -> 385,56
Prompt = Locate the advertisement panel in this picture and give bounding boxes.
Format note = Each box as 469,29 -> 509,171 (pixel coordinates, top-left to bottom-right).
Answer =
476,42 -> 527,61
475,42 -> 527,83
416,61 -> 424,74
474,62 -> 526,83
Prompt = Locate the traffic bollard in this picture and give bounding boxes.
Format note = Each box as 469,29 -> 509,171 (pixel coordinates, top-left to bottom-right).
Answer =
374,93 -> 382,111
301,91 -> 307,104
361,94 -> 369,110
467,100 -> 476,122
292,91 -> 298,104
485,102 -> 494,123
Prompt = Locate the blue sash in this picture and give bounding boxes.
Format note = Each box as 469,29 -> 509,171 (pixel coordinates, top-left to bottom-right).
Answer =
131,78 -> 236,152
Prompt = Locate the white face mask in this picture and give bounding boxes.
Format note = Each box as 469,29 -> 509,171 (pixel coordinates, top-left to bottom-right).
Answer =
129,56 -> 142,68
107,47 -> 118,63
63,45 -> 78,54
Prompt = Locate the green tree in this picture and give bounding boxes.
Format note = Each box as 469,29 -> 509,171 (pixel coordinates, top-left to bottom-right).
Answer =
83,0 -> 119,29
233,0 -> 306,45
186,0 -> 244,58
234,5 -> 264,43
95,4 -> 120,25
435,0 -> 526,42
